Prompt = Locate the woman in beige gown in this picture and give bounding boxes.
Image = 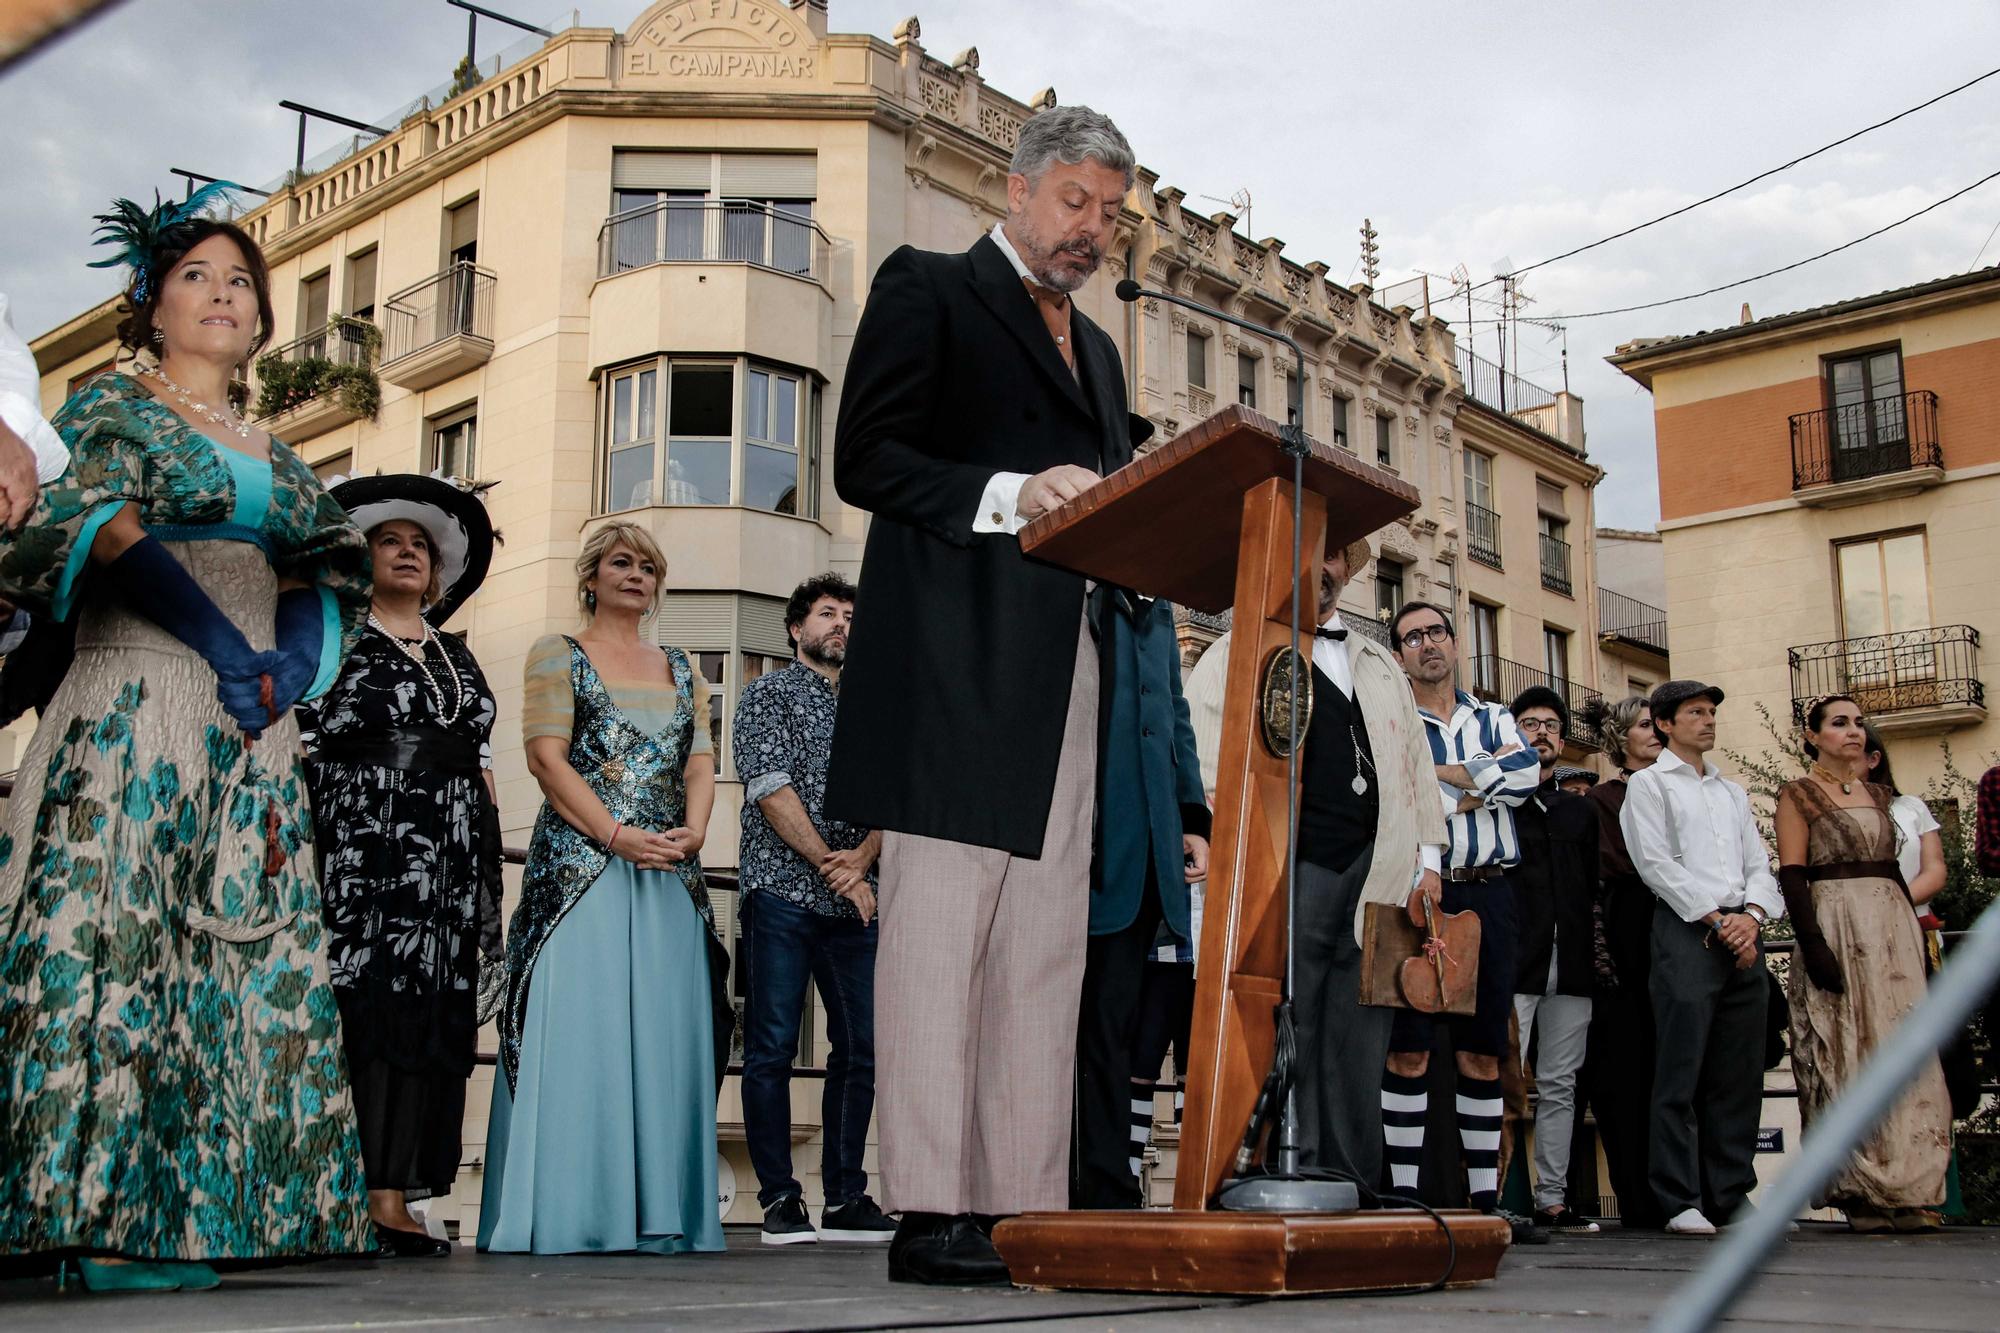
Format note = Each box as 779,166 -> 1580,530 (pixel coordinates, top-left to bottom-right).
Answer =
1777,695 -> 1950,1233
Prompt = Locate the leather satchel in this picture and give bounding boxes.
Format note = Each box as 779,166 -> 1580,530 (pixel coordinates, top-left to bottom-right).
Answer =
1358,896 -> 1481,1015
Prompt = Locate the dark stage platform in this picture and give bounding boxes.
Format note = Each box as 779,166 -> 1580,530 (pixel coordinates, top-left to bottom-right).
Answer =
2,1222 -> 1996,1330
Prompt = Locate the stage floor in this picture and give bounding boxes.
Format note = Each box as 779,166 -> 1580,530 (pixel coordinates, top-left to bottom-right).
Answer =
2,1222 -> 1995,1331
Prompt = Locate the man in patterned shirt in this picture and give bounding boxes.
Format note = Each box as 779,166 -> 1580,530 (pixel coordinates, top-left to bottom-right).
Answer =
733,572 -> 894,1247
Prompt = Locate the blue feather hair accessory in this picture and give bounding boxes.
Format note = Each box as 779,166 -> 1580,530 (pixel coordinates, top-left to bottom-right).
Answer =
88,181 -> 245,306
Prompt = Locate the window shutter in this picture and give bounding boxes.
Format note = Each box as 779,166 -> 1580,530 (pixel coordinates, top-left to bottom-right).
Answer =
613,151 -> 713,191
346,249 -> 377,316
1537,479 -> 1567,517
655,592 -> 735,649
447,199 -> 479,253
718,153 -> 817,199
738,595 -> 794,658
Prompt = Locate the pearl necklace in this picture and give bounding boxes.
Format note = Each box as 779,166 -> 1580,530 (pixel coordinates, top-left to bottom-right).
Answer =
368,611 -> 466,726
147,367 -> 252,439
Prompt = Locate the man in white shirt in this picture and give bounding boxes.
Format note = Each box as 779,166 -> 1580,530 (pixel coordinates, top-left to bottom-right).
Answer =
0,291 -> 68,528
1618,679 -> 1784,1236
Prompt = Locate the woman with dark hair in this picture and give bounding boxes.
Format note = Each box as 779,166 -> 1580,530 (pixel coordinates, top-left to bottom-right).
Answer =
0,191 -> 373,1290
1574,695 -> 1665,1230
1779,695 -> 1950,1232
299,474 -> 504,1257
1860,725 -> 1946,908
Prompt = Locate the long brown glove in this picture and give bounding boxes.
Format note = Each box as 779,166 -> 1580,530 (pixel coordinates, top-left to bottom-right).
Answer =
1779,865 -> 1844,994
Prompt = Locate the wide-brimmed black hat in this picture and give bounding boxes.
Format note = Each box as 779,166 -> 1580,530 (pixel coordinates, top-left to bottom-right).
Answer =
331,472 -> 496,625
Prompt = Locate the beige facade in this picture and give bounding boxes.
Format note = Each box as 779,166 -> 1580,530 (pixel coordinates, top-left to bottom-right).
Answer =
1595,528 -> 1670,741
24,1 -> 1621,1225
1611,268 -> 2000,796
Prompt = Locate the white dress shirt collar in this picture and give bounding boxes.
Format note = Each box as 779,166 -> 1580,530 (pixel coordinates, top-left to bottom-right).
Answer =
989,222 -> 1042,287
1312,609 -> 1355,699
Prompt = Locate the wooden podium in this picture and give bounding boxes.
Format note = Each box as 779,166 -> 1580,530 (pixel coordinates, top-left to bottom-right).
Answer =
991,405 -> 1512,1294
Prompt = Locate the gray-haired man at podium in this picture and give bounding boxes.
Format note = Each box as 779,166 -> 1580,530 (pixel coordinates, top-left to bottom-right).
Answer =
825,105 -> 1140,1287
1184,534 -> 1445,1191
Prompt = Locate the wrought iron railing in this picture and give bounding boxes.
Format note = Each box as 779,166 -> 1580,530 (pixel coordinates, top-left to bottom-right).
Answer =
1466,501 -> 1503,569
1788,624 -> 1983,725
1465,654 -> 1603,717
381,261 -> 495,363
1600,588 -> 1669,656
1789,389 -> 1940,490
597,199 -> 831,283
1348,614 -> 1394,651
1456,344 -> 1556,414
1539,532 -> 1573,596
266,314 -> 375,369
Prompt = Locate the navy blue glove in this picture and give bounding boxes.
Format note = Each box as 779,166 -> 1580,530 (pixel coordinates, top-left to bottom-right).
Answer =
102,535 -> 281,737
269,586 -> 325,717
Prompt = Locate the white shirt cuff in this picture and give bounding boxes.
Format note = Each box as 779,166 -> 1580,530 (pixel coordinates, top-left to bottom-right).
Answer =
0,391 -> 68,484
973,471 -> 1032,535
1420,843 -> 1443,875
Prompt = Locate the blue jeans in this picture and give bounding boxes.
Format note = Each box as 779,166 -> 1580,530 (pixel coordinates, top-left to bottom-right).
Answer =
740,890 -> 878,1209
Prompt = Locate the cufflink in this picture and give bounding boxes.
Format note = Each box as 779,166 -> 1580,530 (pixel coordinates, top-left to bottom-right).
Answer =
991,511 -> 1004,524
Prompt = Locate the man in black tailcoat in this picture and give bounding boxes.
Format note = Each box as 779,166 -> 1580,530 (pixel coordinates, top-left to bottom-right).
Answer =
824,104 -> 1139,1286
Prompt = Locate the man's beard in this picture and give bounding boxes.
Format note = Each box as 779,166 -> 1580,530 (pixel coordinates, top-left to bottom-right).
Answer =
1318,571 -> 1343,619
803,632 -> 846,667
1017,216 -> 1103,294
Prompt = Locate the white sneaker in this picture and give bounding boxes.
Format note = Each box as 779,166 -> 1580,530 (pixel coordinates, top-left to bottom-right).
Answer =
1665,1208 -> 1717,1235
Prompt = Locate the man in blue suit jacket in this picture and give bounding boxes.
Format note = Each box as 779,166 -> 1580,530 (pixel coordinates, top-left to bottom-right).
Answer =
1072,589 -> 1211,1208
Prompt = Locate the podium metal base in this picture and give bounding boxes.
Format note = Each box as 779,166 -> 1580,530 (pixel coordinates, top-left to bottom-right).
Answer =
991,1208 -> 1512,1295
1214,1174 -> 1360,1213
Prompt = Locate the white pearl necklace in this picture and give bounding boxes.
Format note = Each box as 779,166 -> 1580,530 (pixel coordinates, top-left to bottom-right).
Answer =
368,611 -> 466,726
147,367 -> 252,439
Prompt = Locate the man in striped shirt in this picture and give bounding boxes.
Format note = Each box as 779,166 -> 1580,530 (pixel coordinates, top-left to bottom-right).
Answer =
1380,601 -> 1542,1233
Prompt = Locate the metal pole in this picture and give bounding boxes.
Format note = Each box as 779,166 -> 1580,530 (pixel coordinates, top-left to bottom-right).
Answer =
1655,899 -> 2000,1333
466,9 -> 477,66
294,111 -> 307,180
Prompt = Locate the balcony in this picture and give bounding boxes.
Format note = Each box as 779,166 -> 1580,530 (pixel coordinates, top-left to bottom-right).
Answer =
1466,501 -> 1503,570
1539,532 -> 1573,596
1789,389 -> 1943,507
377,262 -> 495,391
1466,654 -> 1603,719
1600,589 -> 1669,659
1456,345 -> 1556,415
598,200 -> 830,287
1789,624 -> 1985,737
253,316 -> 379,441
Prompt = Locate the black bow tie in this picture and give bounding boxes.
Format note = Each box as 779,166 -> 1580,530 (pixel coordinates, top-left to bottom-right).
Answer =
1314,626 -> 1347,642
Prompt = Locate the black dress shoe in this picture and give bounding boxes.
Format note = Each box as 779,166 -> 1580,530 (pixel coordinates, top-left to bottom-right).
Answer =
374,1223 -> 453,1258
887,1212 -> 1010,1286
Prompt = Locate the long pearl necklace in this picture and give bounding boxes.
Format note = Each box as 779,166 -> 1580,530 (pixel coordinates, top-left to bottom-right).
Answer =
147,367 -> 252,439
368,610 -> 466,725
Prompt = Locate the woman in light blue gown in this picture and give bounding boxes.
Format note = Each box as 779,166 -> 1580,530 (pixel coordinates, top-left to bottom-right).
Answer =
478,521 -> 731,1255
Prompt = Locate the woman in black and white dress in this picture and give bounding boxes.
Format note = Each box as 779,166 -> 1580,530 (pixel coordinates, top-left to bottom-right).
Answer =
300,474 -> 502,1256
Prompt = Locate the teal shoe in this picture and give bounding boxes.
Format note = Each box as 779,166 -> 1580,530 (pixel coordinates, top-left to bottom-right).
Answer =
154,1261 -> 221,1290
72,1258 -> 185,1292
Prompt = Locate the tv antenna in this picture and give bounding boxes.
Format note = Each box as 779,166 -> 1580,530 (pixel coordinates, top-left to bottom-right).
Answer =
1196,188 -> 1253,236
1360,218 -> 1380,287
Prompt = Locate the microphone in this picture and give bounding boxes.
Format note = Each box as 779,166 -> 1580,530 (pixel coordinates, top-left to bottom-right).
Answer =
1114,277 -> 1143,303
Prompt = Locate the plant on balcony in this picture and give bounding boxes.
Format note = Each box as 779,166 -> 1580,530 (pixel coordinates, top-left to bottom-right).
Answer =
253,321 -> 382,421
447,55 -> 484,101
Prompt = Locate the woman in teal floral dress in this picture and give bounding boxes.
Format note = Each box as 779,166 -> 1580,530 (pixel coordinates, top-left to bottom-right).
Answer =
0,203 -> 374,1291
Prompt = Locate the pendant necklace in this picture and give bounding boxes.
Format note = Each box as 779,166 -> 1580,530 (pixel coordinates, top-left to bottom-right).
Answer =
368,610 -> 466,725
147,367 -> 252,439
1810,762 -> 1855,796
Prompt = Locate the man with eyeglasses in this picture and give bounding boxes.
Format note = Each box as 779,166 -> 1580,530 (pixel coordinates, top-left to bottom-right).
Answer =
1506,686 -> 1602,1235
1381,602 -> 1542,1237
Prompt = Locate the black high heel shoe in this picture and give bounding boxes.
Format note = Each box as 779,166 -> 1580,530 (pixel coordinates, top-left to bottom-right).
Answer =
373,1223 -> 453,1258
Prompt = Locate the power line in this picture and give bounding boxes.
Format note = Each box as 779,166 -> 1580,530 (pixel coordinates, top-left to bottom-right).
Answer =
1435,60 -> 2000,307
1971,215 -> 2000,270
1541,165 -> 2000,321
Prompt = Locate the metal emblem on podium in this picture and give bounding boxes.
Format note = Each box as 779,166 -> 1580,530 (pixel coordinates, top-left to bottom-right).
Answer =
1258,645 -> 1313,758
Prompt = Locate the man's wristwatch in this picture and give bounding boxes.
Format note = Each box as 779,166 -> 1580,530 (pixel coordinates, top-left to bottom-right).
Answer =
1744,905 -> 1769,926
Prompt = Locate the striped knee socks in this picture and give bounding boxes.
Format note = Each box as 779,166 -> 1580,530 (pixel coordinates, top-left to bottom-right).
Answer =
1457,1075 -> 1503,1210
1381,1070 -> 1428,1193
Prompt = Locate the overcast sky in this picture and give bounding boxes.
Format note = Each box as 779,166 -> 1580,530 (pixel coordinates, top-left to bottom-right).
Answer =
6,0 -> 1999,530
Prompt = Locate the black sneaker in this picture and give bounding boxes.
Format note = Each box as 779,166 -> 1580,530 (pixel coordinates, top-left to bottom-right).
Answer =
1533,1207 -> 1601,1234
1489,1207 -> 1550,1245
761,1196 -> 817,1246
820,1195 -> 896,1243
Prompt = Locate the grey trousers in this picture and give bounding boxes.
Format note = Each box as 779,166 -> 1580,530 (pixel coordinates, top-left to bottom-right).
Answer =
1517,970 -> 1593,1213
1294,852 -> 1395,1187
1648,900 -> 1768,1221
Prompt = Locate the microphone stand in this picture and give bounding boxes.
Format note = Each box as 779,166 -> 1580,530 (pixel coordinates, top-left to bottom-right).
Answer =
1115,280 -> 1359,1214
